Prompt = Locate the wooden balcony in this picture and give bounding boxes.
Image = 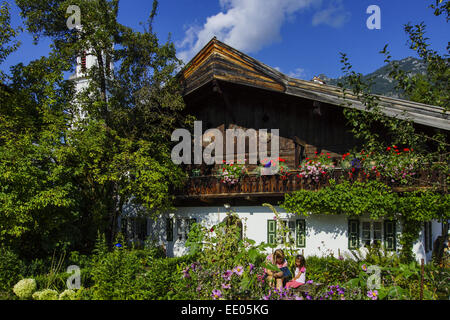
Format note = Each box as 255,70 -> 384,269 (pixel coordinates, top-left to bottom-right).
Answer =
174,168 -> 446,201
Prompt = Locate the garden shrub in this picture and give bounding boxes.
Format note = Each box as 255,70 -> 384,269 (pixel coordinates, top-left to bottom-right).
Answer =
33,289 -> 59,300
59,289 -> 76,300
305,256 -> 358,285
0,247 -> 26,292
145,255 -> 198,300
12,279 -> 36,299
25,258 -> 50,278
178,210 -> 275,300
90,246 -> 144,300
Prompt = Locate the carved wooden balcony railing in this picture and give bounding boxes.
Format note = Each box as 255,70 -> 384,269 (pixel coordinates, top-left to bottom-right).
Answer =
174,168 -> 446,199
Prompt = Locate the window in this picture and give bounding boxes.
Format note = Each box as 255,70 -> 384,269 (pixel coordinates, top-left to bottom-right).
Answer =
348,219 -> 360,249
166,218 -> 174,242
267,219 -> 306,248
120,217 -> 147,241
362,221 -> 371,247
349,219 -> 397,251
361,221 -> 383,248
424,222 -> 433,253
81,52 -> 87,73
384,220 -> 397,251
176,218 -> 197,241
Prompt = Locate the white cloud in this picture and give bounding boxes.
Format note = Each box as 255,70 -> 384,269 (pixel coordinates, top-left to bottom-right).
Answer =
288,67 -> 307,79
312,0 -> 351,28
177,0 -> 317,64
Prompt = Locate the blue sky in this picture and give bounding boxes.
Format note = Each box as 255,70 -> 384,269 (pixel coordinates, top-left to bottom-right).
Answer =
2,0 -> 449,79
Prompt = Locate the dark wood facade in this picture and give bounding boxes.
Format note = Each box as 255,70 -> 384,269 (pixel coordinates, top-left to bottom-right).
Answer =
175,38 -> 449,203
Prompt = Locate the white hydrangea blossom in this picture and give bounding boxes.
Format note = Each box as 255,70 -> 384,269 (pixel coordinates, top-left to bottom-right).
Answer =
59,289 -> 76,300
13,279 -> 36,299
33,289 -> 59,300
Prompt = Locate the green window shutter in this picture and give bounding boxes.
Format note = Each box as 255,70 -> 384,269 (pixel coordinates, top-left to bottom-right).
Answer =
348,219 -> 360,249
384,220 -> 397,251
166,218 -> 173,242
296,219 -> 306,248
267,220 -> 277,245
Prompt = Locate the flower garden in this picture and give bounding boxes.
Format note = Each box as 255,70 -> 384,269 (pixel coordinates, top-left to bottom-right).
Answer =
1,207 -> 449,301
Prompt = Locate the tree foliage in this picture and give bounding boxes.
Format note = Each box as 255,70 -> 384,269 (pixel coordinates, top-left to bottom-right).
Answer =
0,0 -> 191,257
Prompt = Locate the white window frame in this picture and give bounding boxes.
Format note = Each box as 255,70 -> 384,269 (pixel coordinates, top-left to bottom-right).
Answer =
360,219 -> 383,248
269,219 -> 305,248
176,217 -> 196,241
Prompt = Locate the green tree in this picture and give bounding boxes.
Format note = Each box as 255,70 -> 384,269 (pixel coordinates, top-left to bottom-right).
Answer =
1,0 -> 191,256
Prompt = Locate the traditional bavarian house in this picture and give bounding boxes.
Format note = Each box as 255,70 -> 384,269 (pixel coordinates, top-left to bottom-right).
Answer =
140,38 -> 449,262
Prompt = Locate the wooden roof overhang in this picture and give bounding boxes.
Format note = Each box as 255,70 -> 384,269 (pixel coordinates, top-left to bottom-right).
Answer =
178,37 -> 450,131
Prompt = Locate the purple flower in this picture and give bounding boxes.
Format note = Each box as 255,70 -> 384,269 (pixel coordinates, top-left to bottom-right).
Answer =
306,295 -> 312,300
249,263 -> 254,273
367,290 -> 378,300
182,267 -> 190,279
221,283 -> 231,290
222,270 -> 233,281
306,280 -> 313,284
338,255 -> 344,260
361,264 -> 368,272
212,289 -> 222,300
233,265 -> 244,276
264,161 -> 272,168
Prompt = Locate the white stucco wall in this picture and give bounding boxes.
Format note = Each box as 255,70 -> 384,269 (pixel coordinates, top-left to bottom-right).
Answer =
145,205 -> 441,263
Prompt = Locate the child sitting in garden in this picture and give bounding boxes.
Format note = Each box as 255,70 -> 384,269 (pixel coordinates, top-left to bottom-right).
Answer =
285,254 -> 306,289
265,249 -> 292,289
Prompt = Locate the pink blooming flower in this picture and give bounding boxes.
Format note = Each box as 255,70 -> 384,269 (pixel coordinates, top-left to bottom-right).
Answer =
211,289 -> 222,300
233,266 -> 244,276
221,283 -> 231,290
222,270 -> 233,281
182,267 -> 190,278
367,290 -> 378,300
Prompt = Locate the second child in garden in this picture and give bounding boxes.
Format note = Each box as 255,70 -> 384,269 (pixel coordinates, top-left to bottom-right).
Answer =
285,255 -> 306,289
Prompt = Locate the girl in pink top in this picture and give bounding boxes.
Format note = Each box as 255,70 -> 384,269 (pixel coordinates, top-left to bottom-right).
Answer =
285,255 -> 306,289
265,249 -> 291,289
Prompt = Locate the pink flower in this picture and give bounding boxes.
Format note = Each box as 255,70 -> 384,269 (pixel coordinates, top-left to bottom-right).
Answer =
233,266 -> 244,276
211,289 -> 222,300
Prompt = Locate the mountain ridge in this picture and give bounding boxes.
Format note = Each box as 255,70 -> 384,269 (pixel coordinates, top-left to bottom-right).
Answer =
317,57 -> 426,99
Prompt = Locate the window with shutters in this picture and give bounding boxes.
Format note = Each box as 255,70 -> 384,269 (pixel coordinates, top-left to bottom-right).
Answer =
176,218 -> 197,241
349,219 -> 396,250
166,218 -> 174,242
267,219 -> 305,247
360,220 -> 383,248
348,219 -> 360,249
384,220 -> 397,251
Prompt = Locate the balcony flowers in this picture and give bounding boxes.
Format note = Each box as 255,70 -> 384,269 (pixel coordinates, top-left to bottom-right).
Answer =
219,161 -> 248,186
340,147 -> 421,185
257,158 -> 291,180
297,153 -> 335,182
